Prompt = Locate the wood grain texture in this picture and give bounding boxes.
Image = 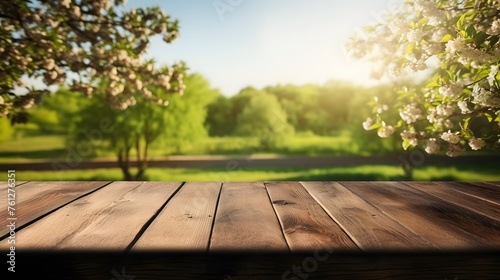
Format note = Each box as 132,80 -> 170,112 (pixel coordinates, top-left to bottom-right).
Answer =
133,182 -> 221,251
301,181 -> 436,250
0,181 -> 29,207
0,181 -> 27,191
0,181 -> 181,250
444,182 -> 500,205
266,181 -> 358,252
0,181 -> 107,237
210,182 -> 288,252
0,181 -> 27,213
340,181 -> 500,249
404,181 -> 500,221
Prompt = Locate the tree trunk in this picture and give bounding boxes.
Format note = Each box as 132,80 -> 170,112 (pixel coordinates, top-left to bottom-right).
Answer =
118,146 -> 133,181
400,150 -> 414,180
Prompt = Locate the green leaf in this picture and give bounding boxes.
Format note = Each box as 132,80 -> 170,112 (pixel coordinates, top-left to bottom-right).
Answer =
423,25 -> 434,31
440,34 -> 453,42
405,43 -> 414,54
456,14 -> 466,30
402,139 -> 411,150
463,117 -> 471,130
491,35 -> 499,46
474,68 -> 491,81
485,112 -> 494,122
466,25 -> 476,37
475,31 -> 488,46
418,17 -> 429,26
425,82 -> 439,88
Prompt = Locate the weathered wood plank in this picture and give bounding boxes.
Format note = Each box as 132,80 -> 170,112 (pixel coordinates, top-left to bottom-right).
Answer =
340,181 -> 500,249
133,182 -> 221,251
0,181 -> 28,211
301,181 -> 436,250
444,182 -> 500,205
0,181 -> 181,250
210,182 -> 288,252
265,182 -> 358,252
404,182 -> 500,221
0,181 -> 108,237
0,181 -> 28,191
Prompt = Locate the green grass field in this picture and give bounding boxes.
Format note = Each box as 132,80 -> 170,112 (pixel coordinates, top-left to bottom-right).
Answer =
0,133 -> 362,162
2,134 -> 499,182
0,135 -> 67,162
10,163 -> 500,181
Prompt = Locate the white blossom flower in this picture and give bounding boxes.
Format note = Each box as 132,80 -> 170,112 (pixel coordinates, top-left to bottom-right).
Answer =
401,130 -> 418,146
439,82 -> 464,99
413,0 -> 445,24
44,58 -> 55,70
109,83 -> 124,96
469,138 -> 485,150
490,19 -> 500,35
71,6 -> 81,17
446,144 -> 464,157
445,37 -> 466,55
135,79 -> 143,90
441,130 -> 461,144
488,65 -> 498,87
389,18 -> 406,36
142,88 -> 152,98
425,138 -> 440,154
117,50 -> 128,61
407,29 -> 424,43
115,102 -> 128,110
61,0 -> 71,8
362,118 -> 373,130
0,95 -> 4,105
400,103 -> 423,124
400,130 -> 416,140
127,96 -> 137,106
409,138 -> 418,146
436,103 -> 455,116
431,28 -> 449,42
159,74 -> 171,88
20,97 -> 35,109
427,107 -> 442,124
472,84 -> 500,108
377,125 -> 395,138
457,100 -> 471,114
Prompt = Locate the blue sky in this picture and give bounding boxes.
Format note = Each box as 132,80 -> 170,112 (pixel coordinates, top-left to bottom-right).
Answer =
127,0 -> 401,96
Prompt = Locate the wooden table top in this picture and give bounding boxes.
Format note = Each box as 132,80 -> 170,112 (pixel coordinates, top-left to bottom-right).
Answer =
1,181 -> 499,252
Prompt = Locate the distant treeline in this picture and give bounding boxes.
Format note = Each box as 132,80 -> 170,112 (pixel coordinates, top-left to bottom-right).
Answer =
12,73 -> 415,154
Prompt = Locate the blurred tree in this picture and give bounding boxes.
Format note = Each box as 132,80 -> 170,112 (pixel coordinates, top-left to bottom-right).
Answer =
318,81 -> 359,133
30,88 -> 89,134
265,84 -> 320,133
234,91 -> 294,150
348,84 -> 402,155
205,94 -> 233,136
0,117 -> 14,142
70,73 -> 216,180
205,86 -> 258,137
0,0 -> 185,124
160,74 -> 221,152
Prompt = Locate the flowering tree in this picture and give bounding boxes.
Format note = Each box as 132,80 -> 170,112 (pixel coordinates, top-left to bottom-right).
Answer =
0,0 -> 185,124
348,0 -> 500,157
